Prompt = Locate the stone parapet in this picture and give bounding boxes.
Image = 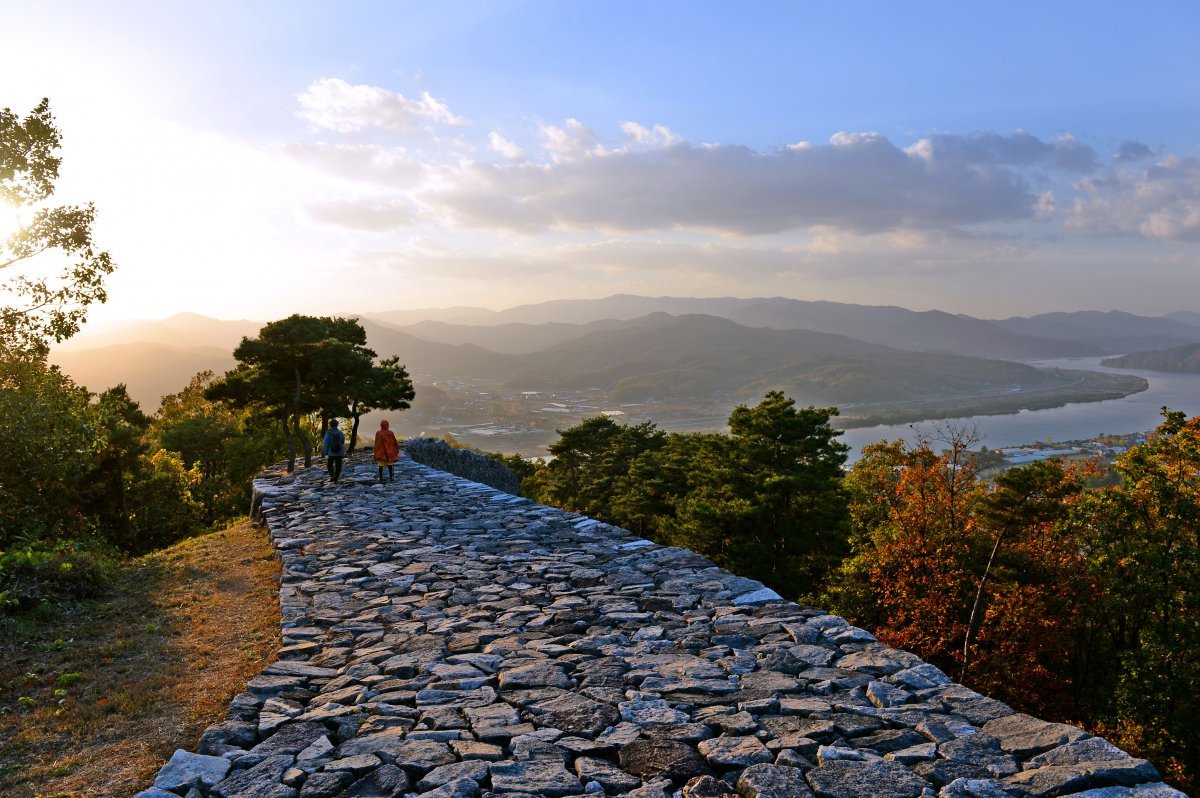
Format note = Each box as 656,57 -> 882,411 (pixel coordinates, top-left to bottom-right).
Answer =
403,438 -> 522,496
138,452 -> 1186,798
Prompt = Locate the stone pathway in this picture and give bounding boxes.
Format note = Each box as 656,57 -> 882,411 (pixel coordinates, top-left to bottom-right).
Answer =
139,454 -> 1187,798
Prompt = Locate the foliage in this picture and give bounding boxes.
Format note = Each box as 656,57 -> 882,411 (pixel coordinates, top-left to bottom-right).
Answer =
1,99 -> 114,354
206,315 -> 406,472
0,539 -> 117,610
0,354 -> 98,546
525,392 -> 849,598
825,411 -> 1200,790
151,371 -> 285,523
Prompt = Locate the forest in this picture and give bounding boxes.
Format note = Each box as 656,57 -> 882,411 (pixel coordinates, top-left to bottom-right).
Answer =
517,397 -> 1200,790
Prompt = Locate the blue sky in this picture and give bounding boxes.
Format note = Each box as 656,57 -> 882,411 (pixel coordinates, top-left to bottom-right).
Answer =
3,1 -> 1199,323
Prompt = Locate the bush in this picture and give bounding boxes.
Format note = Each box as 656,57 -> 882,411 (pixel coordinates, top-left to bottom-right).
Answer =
0,539 -> 117,611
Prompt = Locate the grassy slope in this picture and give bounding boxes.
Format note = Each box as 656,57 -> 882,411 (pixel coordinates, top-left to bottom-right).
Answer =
0,522 -> 280,798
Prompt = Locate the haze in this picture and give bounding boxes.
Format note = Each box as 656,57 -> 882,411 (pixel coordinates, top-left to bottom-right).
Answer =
3,1 -> 1198,326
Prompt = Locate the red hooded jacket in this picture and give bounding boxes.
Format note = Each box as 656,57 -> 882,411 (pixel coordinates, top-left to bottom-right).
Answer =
373,420 -> 400,463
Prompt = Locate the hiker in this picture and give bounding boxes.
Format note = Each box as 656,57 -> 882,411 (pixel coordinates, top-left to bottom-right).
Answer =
374,419 -> 400,482
323,419 -> 346,483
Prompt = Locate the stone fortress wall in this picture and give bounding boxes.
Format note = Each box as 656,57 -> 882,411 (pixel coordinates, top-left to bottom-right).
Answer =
137,451 -> 1186,798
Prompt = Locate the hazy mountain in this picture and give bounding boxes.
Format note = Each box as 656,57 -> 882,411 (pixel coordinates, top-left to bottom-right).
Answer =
361,305 -> 498,326
372,317 -> 638,354
1165,310 -> 1200,328
48,343 -> 236,408
995,311 -> 1200,353
500,313 -> 1077,405
1102,343 -> 1200,373
56,312 -> 262,352
372,294 -> 1092,361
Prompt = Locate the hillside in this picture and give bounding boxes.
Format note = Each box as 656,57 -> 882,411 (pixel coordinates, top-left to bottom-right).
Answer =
995,310 -> 1200,353
498,313 -> 1125,407
48,343 -> 237,407
369,295 -> 1095,360
1102,343 -> 1200,373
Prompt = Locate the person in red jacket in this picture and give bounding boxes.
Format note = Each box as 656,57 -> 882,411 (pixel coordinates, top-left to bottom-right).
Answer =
373,419 -> 400,482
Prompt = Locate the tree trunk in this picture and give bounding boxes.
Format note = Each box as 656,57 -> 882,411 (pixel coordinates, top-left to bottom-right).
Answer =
296,412 -> 312,467
961,528 -> 1006,683
349,402 -> 362,454
282,415 -> 296,473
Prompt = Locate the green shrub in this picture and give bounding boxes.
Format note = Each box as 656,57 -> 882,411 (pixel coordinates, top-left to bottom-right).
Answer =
0,540 -> 117,611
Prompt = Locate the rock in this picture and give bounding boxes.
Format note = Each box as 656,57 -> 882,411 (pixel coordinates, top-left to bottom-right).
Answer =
249,721 -> 328,756
338,763 -> 411,797
620,698 -> 691,726
1025,737 -> 1130,769
982,713 -> 1090,757
199,720 -> 259,754
416,760 -> 489,790
805,759 -> 931,798
154,749 -> 232,792
938,734 -> 1019,777
298,771 -> 355,798
1004,759 -> 1160,796
489,759 -> 584,796
735,763 -> 816,798
619,738 -> 714,780
134,790 -> 184,798
682,774 -> 739,797
937,778 -> 1015,798
211,755 -> 297,798
387,739 -> 457,775
573,756 -> 642,793
698,735 -> 774,768
415,777 -> 481,798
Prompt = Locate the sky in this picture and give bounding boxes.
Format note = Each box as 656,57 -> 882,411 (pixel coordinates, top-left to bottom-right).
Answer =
2,1 -> 1199,325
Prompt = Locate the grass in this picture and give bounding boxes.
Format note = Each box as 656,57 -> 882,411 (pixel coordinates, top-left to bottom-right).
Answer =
0,521 -> 281,798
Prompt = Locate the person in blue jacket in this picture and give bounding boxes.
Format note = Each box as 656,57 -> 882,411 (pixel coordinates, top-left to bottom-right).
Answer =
322,419 -> 346,483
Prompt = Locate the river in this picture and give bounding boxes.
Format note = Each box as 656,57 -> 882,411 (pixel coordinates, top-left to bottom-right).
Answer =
839,357 -> 1200,460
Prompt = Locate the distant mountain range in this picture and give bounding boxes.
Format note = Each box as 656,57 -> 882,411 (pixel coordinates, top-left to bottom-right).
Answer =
49,295 -> 1191,413
1102,343 -> 1200,373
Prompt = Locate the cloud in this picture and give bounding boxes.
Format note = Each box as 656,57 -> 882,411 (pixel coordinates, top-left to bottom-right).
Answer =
1115,140 -> 1154,161
306,198 -> 419,231
297,78 -> 465,132
904,130 -> 1098,173
282,142 -> 428,187
488,131 -> 524,160
1066,155 -> 1200,242
426,128 -> 1087,236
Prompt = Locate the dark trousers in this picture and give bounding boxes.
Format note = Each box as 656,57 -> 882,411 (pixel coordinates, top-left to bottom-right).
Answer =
327,456 -> 344,482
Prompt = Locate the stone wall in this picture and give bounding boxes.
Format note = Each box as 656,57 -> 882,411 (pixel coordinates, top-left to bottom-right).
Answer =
138,452 -> 1187,798
403,438 -> 522,496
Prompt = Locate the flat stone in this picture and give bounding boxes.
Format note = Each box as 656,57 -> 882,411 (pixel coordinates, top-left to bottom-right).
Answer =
805,759 -> 931,798
1004,759 -> 1160,797
211,755 -> 297,798
490,759 -> 584,796
154,748 -> 231,791
338,764 -> 411,797
982,713 -> 1090,757
573,756 -> 641,793
620,698 -> 691,726
387,739 -> 458,775
298,771 -> 355,798
697,735 -> 774,768
736,763 -> 816,798
619,738 -> 714,780
250,721 -> 328,756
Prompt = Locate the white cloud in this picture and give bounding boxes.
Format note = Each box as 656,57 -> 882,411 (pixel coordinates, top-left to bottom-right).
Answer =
423,128 -> 1086,236
282,142 -> 428,187
1066,155 -> 1200,242
306,198 -> 419,231
297,78 -> 465,133
539,118 -> 606,162
619,121 -> 681,149
488,131 -> 524,160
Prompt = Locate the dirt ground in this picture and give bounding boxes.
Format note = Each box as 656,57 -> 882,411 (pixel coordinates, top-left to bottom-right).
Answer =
0,521 -> 280,798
